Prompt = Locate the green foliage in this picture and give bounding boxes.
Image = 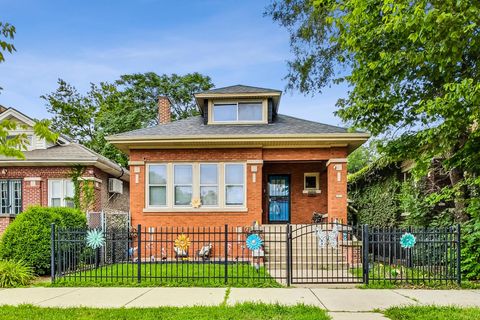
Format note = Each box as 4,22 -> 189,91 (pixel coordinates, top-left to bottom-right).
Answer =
349,175 -> 401,226
268,0 -> 480,222
385,306 -> 480,320
461,196 -> 480,281
0,260 -> 34,288
42,73 -> 214,166
347,140 -> 381,174
69,165 -> 95,211
0,207 -> 86,275
398,180 -> 432,227
0,21 -> 16,92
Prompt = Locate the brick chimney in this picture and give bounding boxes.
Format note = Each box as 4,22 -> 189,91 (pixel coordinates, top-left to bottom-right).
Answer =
158,96 -> 171,124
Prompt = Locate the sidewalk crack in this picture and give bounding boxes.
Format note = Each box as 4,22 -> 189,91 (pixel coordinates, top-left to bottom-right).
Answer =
309,288 -> 328,311
391,290 -> 421,304
36,288 -> 82,304
123,288 -> 154,307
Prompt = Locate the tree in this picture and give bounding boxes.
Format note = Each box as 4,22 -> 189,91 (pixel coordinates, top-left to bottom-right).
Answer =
0,21 -> 57,158
347,140 -> 381,174
267,0 -> 480,221
42,73 -> 214,166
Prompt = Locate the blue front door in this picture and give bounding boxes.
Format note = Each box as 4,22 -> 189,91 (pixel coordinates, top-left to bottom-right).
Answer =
268,175 -> 290,222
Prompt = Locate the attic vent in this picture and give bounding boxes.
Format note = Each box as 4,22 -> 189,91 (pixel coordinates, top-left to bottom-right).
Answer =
108,178 -> 123,194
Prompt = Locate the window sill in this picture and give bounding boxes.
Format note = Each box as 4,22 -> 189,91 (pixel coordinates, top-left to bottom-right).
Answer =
0,213 -> 17,218
302,189 -> 321,194
143,207 -> 248,214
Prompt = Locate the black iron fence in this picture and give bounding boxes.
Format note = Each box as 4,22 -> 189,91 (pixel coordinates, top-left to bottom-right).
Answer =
363,225 -> 461,285
50,223 -> 461,286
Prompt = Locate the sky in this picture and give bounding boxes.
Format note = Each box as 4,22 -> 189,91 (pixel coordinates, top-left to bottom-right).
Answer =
0,0 -> 348,126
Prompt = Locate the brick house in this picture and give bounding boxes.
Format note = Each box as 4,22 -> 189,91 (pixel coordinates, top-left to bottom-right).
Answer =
107,85 -> 369,228
0,107 -> 130,234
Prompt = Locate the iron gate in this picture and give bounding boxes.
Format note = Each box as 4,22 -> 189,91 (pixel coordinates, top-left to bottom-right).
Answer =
288,223 -> 363,284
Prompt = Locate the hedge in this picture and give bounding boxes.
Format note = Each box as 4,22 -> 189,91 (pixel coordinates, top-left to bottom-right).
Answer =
0,206 -> 86,275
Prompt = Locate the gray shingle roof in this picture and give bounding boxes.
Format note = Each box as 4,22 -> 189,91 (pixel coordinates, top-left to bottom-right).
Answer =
196,85 -> 282,95
108,114 -> 350,139
0,143 -> 129,180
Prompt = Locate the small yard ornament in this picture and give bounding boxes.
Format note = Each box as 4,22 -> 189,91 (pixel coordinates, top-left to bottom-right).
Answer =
315,227 -> 327,248
174,234 -> 191,251
246,234 -> 263,251
400,232 -> 416,249
328,224 -> 339,248
86,229 -> 105,249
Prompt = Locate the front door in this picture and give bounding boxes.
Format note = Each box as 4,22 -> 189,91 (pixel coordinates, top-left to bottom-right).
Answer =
268,175 -> 290,223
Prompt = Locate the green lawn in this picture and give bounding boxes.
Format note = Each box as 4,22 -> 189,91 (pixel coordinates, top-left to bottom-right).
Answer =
0,304 -> 329,320
51,262 -> 281,288
351,263 -> 461,288
385,306 -> 480,320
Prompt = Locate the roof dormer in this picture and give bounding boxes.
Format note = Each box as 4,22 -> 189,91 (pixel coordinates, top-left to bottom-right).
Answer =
194,85 -> 282,125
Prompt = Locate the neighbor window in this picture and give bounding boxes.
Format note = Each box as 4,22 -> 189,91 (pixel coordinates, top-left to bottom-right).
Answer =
48,179 -> 74,208
304,172 -> 320,190
174,164 -> 193,206
212,102 -> 263,122
200,164 -> 218,206
225,164 -> 245,206
148,165 -> 167,206
0,180 -> 22,214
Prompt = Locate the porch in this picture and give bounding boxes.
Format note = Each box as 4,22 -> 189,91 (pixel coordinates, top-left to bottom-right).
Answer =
260,160 -> 347,225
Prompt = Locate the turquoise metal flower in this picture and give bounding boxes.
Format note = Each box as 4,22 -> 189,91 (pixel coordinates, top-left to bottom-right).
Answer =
400,232 -> 416,249
246,234 -> 263,250
86,229 -> 105,249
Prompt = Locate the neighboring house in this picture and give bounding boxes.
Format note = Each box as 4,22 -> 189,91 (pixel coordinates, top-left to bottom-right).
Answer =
0,107 -> 130,234
107,85 -> 369,228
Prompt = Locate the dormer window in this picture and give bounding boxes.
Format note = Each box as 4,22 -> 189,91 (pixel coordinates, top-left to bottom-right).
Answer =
211,101 -> 265,123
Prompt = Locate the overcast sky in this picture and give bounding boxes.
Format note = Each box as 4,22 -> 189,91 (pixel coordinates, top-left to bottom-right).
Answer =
0,0 -> 349,126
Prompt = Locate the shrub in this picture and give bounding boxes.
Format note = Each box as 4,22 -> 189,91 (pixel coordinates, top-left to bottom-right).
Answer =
0,260 -> 34,287
0,206 -> 86,275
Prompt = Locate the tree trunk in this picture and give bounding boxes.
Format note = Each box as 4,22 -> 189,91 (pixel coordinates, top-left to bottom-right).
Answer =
449,166 -> 469,222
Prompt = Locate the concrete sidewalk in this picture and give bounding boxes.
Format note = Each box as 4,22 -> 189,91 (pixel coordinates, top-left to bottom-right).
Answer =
0,288 -> 479,319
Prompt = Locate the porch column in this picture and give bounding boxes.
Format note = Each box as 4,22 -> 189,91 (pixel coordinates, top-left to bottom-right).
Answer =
326,158 -> 348,223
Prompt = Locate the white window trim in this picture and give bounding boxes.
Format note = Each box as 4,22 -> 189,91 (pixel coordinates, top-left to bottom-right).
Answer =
224,163 -> 247,207
173,163 -> 194,208
145,162 -> 247,212
48,179 -> 74,207
199,163 -> 219,207
146,164 -> 168,208
209,99 -> 268,124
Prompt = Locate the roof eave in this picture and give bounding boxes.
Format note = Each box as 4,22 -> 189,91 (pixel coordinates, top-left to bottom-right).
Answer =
107,133 -> 370,154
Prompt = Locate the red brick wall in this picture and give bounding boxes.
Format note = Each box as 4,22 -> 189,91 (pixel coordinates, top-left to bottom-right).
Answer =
326,161 -> 348,223
129,149 -> 263,228
0,166 -> 130,234
263,162 -> 328,224
129,147 -> 348,227
0,215 -> 15,235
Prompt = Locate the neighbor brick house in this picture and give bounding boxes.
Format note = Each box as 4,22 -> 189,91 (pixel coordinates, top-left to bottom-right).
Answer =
107,85 -> 369,228
0,107 -> 130,234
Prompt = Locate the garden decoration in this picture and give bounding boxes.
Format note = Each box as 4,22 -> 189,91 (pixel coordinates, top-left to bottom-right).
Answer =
315,227 -> 327,248
246,234 -> 263,250
174,234 -> 191,251
400,232 -> 416,249
328,224 -> 339,248
86,229 -> 105,249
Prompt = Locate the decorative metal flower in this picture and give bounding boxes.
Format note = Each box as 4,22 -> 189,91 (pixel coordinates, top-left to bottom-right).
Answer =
246,234 -> 263,250
191,198 -> 202,208
86,229 -> 105,249
400,232 -> 416,249
174,234 -> 191,251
